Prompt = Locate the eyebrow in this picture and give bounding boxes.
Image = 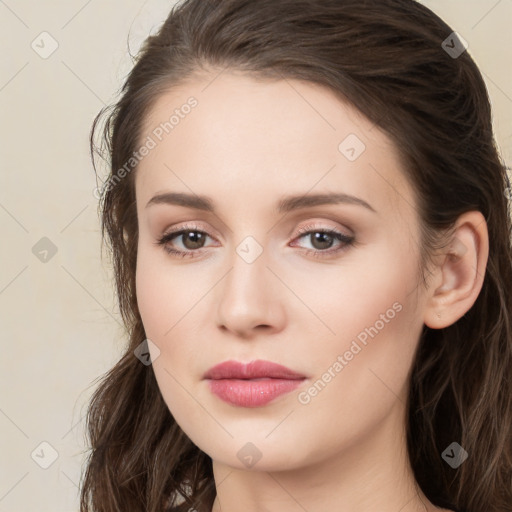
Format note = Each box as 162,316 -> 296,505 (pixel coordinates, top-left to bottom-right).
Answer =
145,191 -> 376,214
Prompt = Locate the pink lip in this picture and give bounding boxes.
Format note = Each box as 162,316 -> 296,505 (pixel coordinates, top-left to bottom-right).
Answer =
203,360 -> 306,408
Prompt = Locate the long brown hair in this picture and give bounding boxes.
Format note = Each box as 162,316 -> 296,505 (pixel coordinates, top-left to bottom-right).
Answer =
81,1 -> 512,511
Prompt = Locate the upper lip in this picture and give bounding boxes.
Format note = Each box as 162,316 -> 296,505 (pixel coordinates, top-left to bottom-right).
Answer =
203,359 -> 306,380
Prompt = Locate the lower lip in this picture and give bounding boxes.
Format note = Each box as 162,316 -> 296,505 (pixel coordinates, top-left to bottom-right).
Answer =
207,378 -> 304,407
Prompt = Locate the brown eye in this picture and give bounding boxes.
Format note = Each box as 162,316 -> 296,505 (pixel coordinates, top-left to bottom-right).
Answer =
155,223 -> 355,259
291,225 -> 355,258
155,226 -> 214,258
179,231 -> 207,250
308,232 -> 336,250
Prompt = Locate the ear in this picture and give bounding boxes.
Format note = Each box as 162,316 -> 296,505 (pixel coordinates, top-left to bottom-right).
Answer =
423,211 -> 489,329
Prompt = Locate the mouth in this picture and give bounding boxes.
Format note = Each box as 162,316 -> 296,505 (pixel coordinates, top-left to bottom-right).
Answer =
203,359 -> 307,408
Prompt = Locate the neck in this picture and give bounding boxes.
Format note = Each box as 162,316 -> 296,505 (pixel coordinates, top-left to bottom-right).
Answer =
210,400 -> 442,512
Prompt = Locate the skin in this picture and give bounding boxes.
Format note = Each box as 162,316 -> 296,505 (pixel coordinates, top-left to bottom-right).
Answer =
134,69 -> 488,512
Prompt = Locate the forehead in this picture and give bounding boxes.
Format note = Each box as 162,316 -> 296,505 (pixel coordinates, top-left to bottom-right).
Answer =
135,71 -> 414,217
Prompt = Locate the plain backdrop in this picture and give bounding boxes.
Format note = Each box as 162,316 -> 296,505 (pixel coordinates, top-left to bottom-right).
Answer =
1,1 -> 511,510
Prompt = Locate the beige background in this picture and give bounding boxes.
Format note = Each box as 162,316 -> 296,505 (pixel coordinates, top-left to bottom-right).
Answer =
1,1 -> 511,510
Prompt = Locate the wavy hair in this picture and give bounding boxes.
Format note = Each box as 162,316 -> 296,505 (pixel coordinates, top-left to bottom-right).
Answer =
80,1 -> 512,511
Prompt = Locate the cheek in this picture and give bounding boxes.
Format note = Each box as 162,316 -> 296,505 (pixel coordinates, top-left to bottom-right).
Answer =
135,250 -> 205,426
300,236 -> 420,346
311,247 -> 422,409
135,245 -> 210,382
287,265 -> 422,462
135,250 -> 166,338
302,239 -> 422,385
135,243 -> 200,339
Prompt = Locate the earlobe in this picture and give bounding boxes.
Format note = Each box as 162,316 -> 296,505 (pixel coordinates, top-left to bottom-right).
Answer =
423,211 -> 489,329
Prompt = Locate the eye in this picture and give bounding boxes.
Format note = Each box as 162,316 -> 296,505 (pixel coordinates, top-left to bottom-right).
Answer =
155,223 -> 215,259
290,223 -> 355,258
155,222 -> 356,259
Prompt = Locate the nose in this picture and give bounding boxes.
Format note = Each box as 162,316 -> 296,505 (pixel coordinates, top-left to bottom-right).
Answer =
216,244 -> 286,338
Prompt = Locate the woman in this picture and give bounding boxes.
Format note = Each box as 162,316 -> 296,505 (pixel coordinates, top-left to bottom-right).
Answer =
80,1 -> 512,511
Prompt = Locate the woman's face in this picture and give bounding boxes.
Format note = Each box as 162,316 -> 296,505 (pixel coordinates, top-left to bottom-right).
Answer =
134,70 -> 429,471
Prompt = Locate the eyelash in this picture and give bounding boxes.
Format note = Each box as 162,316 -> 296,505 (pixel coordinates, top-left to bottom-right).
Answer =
154,222 -> 355,259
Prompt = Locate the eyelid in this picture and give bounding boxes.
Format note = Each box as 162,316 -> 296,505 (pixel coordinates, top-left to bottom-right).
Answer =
161,221 -> 219,241
156,219 -> 355,258
293,220 -> 353,238
160,220 -> 351,242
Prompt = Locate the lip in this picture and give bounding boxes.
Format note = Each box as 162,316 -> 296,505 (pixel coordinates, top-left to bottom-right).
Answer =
203,359 -> 307,408
203,359 -> 306,380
